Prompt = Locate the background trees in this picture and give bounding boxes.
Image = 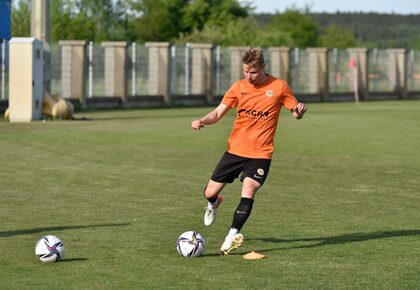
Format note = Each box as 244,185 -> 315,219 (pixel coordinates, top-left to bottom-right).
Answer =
11,0 -> 30,37
9,0 -> 420,49
267,6 -> 320,47
319,24 -> 357,48
127,0 -> 187,42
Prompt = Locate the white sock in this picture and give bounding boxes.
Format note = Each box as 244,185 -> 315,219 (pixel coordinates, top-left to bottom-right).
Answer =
227,228 -> 239,238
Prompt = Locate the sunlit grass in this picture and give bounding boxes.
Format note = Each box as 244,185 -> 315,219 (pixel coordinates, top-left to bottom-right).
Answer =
0,101 -> 419,289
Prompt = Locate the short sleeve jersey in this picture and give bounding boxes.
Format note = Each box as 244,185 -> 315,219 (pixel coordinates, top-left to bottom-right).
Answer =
221,75 -> 298,159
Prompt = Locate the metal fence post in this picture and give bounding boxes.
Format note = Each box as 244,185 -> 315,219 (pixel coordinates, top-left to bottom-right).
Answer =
132,42 -> 136,96
170,45 -> 177,95
294,48 -> 300,92
185,43 -> 190,95
215,45 -> 221,96
88,41 -> 93,98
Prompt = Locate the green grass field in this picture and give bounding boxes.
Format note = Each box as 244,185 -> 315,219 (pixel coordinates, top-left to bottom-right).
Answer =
1,101 -> 419,289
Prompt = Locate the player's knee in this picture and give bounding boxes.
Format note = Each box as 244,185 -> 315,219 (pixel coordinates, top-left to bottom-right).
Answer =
203,185 -> 214,199
241,177 -> 261,198
203,184 -> 221,199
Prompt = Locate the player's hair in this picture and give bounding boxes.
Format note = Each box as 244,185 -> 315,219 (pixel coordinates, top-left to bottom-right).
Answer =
242,47 -> 265,68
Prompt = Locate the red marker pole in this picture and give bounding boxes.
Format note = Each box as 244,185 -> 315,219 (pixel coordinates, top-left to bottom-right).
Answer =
348,58 -> 359,104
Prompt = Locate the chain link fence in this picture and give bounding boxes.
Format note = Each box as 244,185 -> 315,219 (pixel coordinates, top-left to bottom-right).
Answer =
407,49 -> 420,92
329,49 -> 353,93
212,46 -> 231,96
127,43 -> 149,96
289,48 -> 310,94
1,42 -> 420,102
50,43 -> 61,96
369,49 -> 391,93
170,44 -> 191,96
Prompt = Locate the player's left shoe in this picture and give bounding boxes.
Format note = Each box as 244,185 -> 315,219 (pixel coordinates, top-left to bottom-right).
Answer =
220,233 -> 244,255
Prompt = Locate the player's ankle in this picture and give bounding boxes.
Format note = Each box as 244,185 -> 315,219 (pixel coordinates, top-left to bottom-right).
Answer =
227,228 -> 239,238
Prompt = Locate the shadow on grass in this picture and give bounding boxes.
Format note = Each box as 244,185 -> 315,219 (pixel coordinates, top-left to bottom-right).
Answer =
60,258 -> 89,263
204,252 -> 250,258
74,109 -> 204,122
249,229 -> 420,252
0,223 -> 131,238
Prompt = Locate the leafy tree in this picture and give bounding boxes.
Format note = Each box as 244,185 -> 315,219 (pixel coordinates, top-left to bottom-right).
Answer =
11,0 -> 420,48
11,0 -> 31,37
269,6 -> 320,47
179,17 -> 290,47
52,0 -> 132,42
411,37 -> 420,50
52,0 -> 94,41
128,0 -> 250,43
182,0 -> 248,32
320,24 -> 357,48
311,12 -> 420,49
127,0 -> 189,42
75,0 -> 121,41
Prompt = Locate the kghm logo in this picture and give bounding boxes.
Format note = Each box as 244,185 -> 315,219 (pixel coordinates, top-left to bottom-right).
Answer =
238,108 -> 270,119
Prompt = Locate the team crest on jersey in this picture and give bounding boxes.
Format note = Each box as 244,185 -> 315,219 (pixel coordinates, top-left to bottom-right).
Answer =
266,90 -> 273,97
257,168 -> 265,176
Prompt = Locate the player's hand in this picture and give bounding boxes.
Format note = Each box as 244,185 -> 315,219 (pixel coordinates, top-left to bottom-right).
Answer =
292,103 -> 307,119
191,119 -> 205,130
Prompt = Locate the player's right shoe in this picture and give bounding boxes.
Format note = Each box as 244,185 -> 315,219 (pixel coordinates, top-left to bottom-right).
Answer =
220,233 -> 244,255
204,195 -> 223,226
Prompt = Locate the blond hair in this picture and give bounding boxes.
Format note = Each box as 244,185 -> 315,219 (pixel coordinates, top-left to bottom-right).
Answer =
242,47 -> 265,68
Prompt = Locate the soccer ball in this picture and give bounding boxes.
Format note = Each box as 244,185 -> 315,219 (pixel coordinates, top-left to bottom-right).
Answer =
176,231 -> 205,257
35,235 -> 65,263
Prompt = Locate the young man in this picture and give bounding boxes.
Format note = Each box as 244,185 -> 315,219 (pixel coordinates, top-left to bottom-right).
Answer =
191,47 -> 307,255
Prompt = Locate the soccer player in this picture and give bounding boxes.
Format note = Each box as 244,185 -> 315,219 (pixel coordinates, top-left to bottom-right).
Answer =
191,47 -> 307,255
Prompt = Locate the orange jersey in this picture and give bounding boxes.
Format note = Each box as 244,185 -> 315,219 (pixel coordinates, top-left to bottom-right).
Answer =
222,75 -> 298,159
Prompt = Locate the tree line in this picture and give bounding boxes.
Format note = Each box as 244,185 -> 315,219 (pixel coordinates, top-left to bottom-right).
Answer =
11,0 -> 420,49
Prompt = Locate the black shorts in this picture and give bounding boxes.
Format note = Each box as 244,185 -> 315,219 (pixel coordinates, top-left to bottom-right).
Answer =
211,152 -> 271,186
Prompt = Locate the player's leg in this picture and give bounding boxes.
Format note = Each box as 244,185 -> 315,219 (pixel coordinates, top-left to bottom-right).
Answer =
204,180 -> 225,200
221,158 -> 271,255
203,180 -> 225,226
220,178 -> 261,255
232,177 -> 261,229
204,152 -> 244,226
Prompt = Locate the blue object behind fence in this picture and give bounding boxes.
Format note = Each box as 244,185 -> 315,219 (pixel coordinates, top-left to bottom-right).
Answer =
0,0 -> 12,41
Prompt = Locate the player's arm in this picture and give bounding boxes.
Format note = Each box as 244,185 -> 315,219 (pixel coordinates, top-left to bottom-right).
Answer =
281,81 -> 307,120
191,103 -> 231,130
291,102 -> 307,120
